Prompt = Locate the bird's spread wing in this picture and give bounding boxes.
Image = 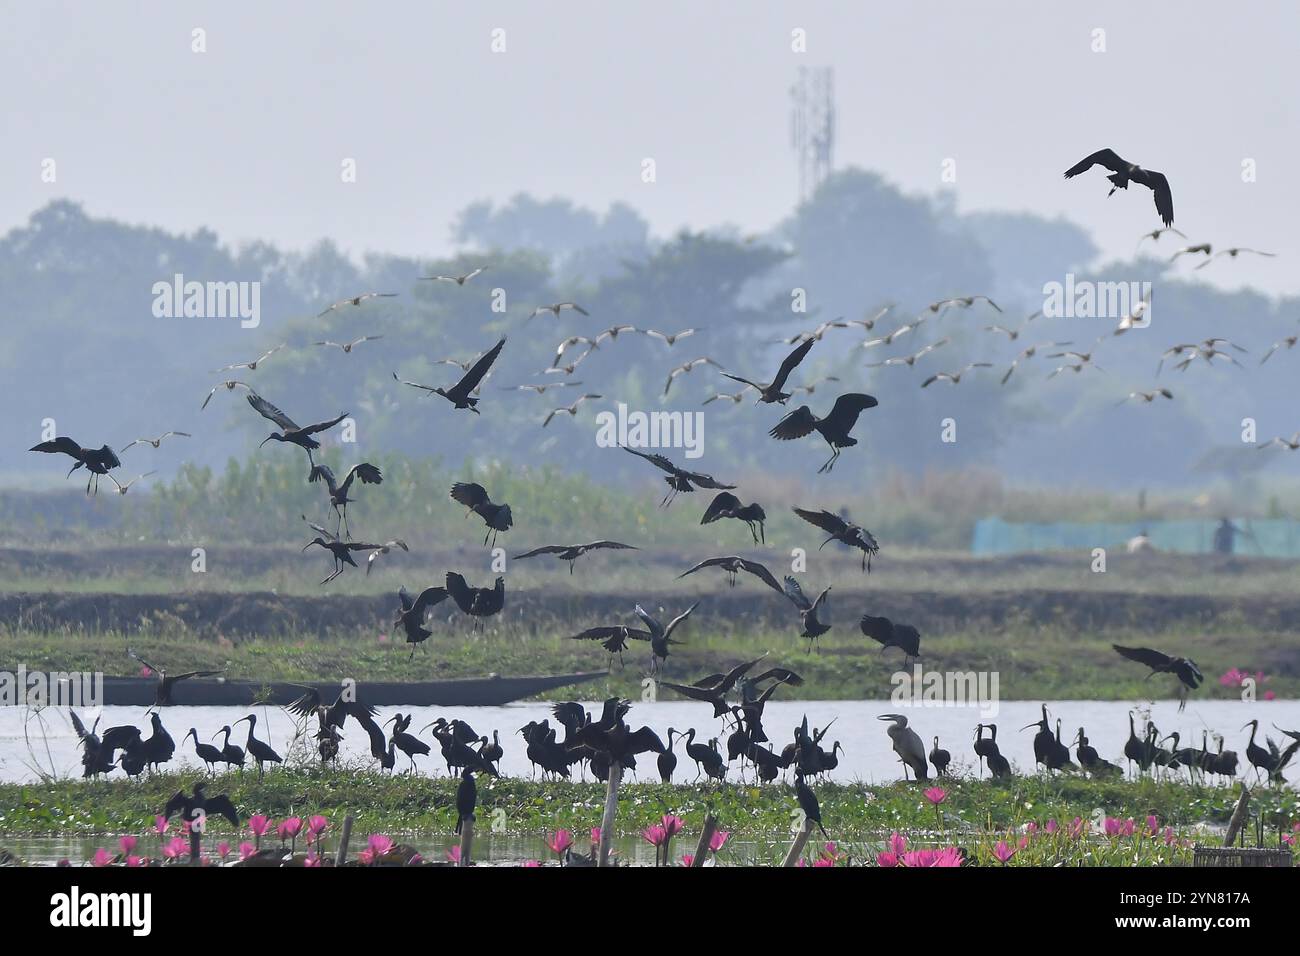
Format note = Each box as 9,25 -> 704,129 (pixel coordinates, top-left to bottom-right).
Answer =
456,338 -> 506,393
822,393 -> 879,433
700,492 -> 741,523
769,406 -> 818,441
792,507 -> 848,536
770,337 -> 815,391
1064,148 -> 1125,178
663,601 -> 701,639
512,545 -> 567,559
739,559 -> 786,595
411,586 -> 449,616
302,413 -> 349,436
622,446 -> 679,475
1112,644 -> 1174,670
450,482 -> 491,510
783,576 -> 811,609
246,393 -> 299,431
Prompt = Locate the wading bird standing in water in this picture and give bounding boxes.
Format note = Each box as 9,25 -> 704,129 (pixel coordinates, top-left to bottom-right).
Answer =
1064,148 -> 1174,227
769,393 -> 878,473
29,437 -> 121,495
394,337 -> 505,413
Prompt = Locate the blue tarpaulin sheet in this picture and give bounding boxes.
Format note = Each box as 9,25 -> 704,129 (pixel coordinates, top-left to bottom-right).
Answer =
971,517 -> 1300,556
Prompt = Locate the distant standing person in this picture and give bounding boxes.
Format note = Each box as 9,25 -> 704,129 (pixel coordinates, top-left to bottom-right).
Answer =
1212,518 -> 1237,555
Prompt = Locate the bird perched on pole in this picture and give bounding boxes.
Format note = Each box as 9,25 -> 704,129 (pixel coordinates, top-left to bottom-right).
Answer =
29,437 -> 121,495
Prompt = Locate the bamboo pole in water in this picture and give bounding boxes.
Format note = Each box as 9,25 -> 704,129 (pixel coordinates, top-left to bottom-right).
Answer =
1223,785 -> 1250,847
597,763 -> 622,867
459,818 -> 474,867
781,818 -> 813,867
689,814 -> 718,868
335,814 -> 354,866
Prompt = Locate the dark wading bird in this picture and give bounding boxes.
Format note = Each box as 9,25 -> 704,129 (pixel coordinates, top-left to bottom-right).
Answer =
782,576 -> 832,650
569,624 -> 649,668
286,685 -> 385,762
1241,719 -> 1298,785
513,540 -> 637,574
769,393 -> 879,473
184,728 -> 225,773
1073,727 -> 1121,778
301,515 -> 401,585
385,713 -> 432,771
718,337 -> 815,404
795,772 -> 829,838
29,437 -> 120,495
1064,148 -> 1174,227
455,766 -> 477,836
449,482 -> 513,547
633,601 -> 700,675
393,584 -> 450,658
394,337 -> 506,412
213,725 -> 246,769
792,507 -> 880,571
878,714 -> 928,782
233,714 -> 282,779
678,555 -> 784,593
700,491 -> 768,543
445,571 -> 505,627
621,446 -> 736,507
658,729 -> 680,782
246,392 -> 348,470
1112,644 -> 1204,711
127,648 -> 222,707
929,736 -> 951,776
858,614 -> 921,666
658,655 -> 793,720
309,461 -> 383,537
164,782 -> 239,861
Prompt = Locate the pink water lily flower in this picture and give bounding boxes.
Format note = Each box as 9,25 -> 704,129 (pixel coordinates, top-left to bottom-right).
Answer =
217,842 -> 231,861
923,787 -> 947,805
92,848 -> 113,867
162,837 -> 188,860
1045,819 -> 1059,835
153,816 -> 169,837
876,851 -> 899,868
680,854 -> 695,867
119,835 -> 138,855
993,840 -> 1016,864
1103,817 -> 1122,838
126,855 -> 144,867
888,832 -> 907,855
590,827 -> 602,845
367,835 -> 394,860
239,842 -> 255,861
902,847 -> 963,867
642,825 -> 667,847
522,859 -> 542,867
1164,827 -> 1177,846
304,852 -> 322,867
446,846 -> 462,863
709,830 -> 730,852
307,816 -> 329,841
660,814 -> 684,838
546,829 -> 573,855
277,817 -> 303,842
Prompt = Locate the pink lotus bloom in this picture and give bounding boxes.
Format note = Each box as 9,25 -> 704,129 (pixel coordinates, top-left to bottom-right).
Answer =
92,848 -> 113,867
660,814 -> 685,838
642,824 -> 667,847
876,852 -> 899,868
162,837 -> 188,860
217,842 -> 231,860
680,854 -> 694,867
181,819 -> 192,835
923,787 -> 947,805
1146,815 -> 1159,835
522,859 -> 542,867
1164,827 -> 1177,846
248,815 -> 272,838
812,856 -> 835,867
545,829 -> 573,855
410,853 -> 423,865
1104,817 -> 1122,837
1024,822 -> 1038,837
1265,691 -> 1276,701
1122,818 -> 1136,837
1017,836 -> 1029,850
277,817 -> 303,842
153,816 -> 169,837
367,834 -> 394,859
239,842 -> 255,861
1045,819 -> 1059,835
993,840 -> 1016,863
304,852 -> 322,867
307,816 -> 329,840
139,666 -> 153,678
358,850 -> 376,865
902,847 -> 962,867
126,856 -> 144,867
119,836 -> 138,855
590,827 -> 601,844
709,830 -> 730,852
1283,833 -> 1295,847
446,846 -> 462,863
888,832 -> 908,855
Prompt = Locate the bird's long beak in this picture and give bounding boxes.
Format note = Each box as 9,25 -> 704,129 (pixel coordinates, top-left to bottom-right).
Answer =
233,716 -> 249,727
259,435 -> 273,448
1019,723 -> 1038,732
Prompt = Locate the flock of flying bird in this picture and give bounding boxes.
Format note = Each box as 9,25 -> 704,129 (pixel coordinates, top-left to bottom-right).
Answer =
28,149 -> 1300,847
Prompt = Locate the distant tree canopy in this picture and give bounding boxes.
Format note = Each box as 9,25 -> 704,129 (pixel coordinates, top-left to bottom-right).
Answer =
3,175 -> 1298,492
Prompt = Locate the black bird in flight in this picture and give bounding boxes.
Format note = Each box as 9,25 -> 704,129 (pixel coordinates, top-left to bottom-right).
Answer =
678,555 -> 784,593
621,446 -> 736,507
127,648 -> 222,707
512,540 -> 638,574
1064,148 -> 1174,227
392,585 -> 450,657
718,337 -> 815,404
301,515 -> 400,585
246,393 -> 348,469
1112,644 -> 1204,711
309,462 -> 383,537
700,491 -> 768,543
445,571 -> 505,626
394,337 -> 506,413
449,481 -> 513,547
29,437 -> 121,495
782,576 -> 832,649
858,614 -> 922,666
769,393 -> 879,474
633,601 -> 700,675
791,507 -> 880,572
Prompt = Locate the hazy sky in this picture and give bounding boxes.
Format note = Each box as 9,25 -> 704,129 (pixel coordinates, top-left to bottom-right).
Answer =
4,1 -> 1297,293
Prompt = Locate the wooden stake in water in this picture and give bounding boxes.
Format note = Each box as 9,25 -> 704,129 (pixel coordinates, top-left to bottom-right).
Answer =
1223,785 -> 1250,848
459,818 -> 474,867
690,814 -> 718,868
781,818 -> 813,867
598,763 -> 623,867
335,814 -> 354,866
